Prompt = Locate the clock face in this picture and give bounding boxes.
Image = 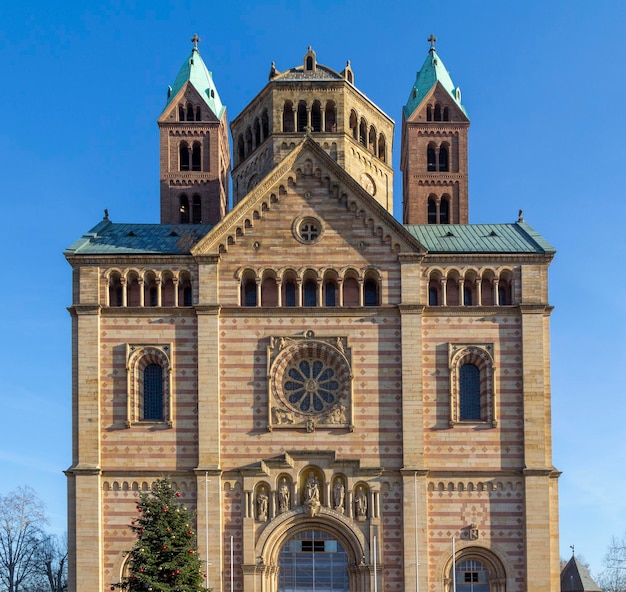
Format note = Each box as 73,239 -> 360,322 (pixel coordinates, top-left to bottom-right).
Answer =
360,173 -> 376,196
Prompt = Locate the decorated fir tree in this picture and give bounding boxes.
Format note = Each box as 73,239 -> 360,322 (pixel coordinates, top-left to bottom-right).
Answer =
113,477 -> 205,592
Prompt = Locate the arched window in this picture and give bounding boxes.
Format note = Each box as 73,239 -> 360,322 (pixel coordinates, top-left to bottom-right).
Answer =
303,280 -> 317,306
192,141 -> 201,171
283,101 -> 294,132
195,106 -> 201,121
179,195 -> 190,224
427,146 -> 436,171
179,273 -> 193,306
434,103 -> 442,121
440,197 -> 450,224
349,110 -> 358,140
439,145 -> 449,172
243,279 -> 257,307
368,127 -> 376,154
178,105 -> 185,121
161,274 -> 176,307
245,127 -> 252,155
144,273 -> 158,307
237,135 -> 245,162
261,110 -> 269,138
261,276 -> 278,307
325,282 -> 336,306
126,274 -> 141,307
306,56 -> 313,70
143,364 -> 164,421
359,119 -> 367,146
443,106 -> 450,121
311,101 -> 322,132
428,282 -> 439,305
459,364 -> 481,420
378,134 -> 386,162
449,345 -> 496,426
179,141 -> 189,171
455,559 -> 490,591
427,105 -> 432,121
428,197 -> 437,224
109,273 -> 123,307
254,118 -> 261,148
284,280 -> 297,307
186,103 -> 194,121
297,101 -> 308,132
464,285 -> 473,306
325,101 -> 336,131
343,277 -> 359,307
191,195 -> 202,224
364,279 -> 378,306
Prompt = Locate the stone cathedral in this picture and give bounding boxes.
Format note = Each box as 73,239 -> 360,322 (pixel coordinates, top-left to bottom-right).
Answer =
65,36 -> 560,592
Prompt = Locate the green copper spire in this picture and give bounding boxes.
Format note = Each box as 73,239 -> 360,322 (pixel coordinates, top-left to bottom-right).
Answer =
403,35 -> 467,119
166,34 -> 225,119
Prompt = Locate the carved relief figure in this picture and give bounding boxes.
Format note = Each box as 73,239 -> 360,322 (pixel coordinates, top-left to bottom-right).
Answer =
355,487 -> 368,519
304,472 -> 320,503
257,489 -> 268,521
272,407 -> 294,425
333,479 -> 345,512
278,479 -> 290,513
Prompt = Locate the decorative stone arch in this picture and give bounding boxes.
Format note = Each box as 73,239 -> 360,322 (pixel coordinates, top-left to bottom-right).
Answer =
126,344 -> 173,427
441,544 -> 509,592
449,343 -> 496,426
253,506 -> 371,591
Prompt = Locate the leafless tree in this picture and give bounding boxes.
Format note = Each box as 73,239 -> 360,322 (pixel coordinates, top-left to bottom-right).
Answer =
598,535 -> 626,592
0,486 -> 47,592
36,534 -> 67,592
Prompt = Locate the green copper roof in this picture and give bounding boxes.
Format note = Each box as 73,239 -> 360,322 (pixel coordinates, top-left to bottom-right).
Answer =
404,222 -> 555,254
403,47 -> 467,119
65,221 -> 213,256
166,45 -> 225,120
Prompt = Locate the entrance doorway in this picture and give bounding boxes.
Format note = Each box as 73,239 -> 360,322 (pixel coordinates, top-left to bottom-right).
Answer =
278,529 -> 349,591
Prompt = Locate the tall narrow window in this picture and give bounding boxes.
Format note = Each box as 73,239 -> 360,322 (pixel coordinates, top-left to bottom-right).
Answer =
311,101 -> 322,132
364,279 -> 378,306
443,106 -> 450,121
195,106 -> 201,121
143,364 -> 163,421
428,283 -> 438,305
192,142 -> 201,171
284,281 -> 296,307
359,119 -> 367,146
179,142 -> 189,171
428,198 -> 437,224
439,145 -> 449,171
261,110 -> 269,138
427,146 -> 436,171
192,195 -> 202,224
245,127 -> 252,155
378,134 -> 386,162
178,105 -> 185,121
238,135 -> 245,162
283,101 -> 294,132
303,280 -> 317,306
440,198 -> 450,224
434,103 -> 442,121
179,195 -> 190,224
325,282 -> 336,307
186,103 -> 194,121
426,105 -> 432,121
243,280 -> 257,306
254,118 -> 261,148
349,110 -> 358,140
325,101 -> 336,131
459,364 -> 481,420
297,101 -> 308,132
368,127 -> 376,154
306,56 -> 313,70
464,285 -> 473,306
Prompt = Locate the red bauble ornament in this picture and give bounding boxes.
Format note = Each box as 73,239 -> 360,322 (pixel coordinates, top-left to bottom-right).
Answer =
176,492 -> 181,497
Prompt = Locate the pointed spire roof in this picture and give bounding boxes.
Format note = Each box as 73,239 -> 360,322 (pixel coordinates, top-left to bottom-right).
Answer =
166,34 -> 225,119
403,34 -> 467,119
560,556 -> 601,592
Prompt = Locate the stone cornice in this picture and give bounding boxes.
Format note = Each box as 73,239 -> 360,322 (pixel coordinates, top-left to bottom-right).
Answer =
519,304 -> 554,315
65,254 -> 196,266
398,304 -> 425,314
69,305 -> 101,316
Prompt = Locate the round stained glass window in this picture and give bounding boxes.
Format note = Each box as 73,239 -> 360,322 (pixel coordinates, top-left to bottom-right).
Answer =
271,340 -> 351,418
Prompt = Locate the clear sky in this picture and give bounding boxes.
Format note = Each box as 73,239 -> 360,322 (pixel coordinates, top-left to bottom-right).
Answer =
1,0 -> 624,580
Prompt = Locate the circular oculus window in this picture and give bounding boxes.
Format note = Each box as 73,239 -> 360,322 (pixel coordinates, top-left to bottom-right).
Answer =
293,216 -> 324,244
271,341 -> 351,417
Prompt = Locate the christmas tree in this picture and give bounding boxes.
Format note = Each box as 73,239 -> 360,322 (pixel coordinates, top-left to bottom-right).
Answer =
112,477 -> 205,592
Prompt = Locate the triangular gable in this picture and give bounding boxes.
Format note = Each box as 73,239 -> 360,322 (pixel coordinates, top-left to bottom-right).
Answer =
158,81 -> 222,124
192,137 -> 425,256
404,80 -> 468,124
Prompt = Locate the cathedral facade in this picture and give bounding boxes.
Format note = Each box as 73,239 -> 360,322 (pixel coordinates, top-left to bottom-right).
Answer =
65,37 -> 560,592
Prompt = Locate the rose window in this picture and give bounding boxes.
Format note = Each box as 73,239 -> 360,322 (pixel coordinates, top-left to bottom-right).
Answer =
270,339 -> 352,418
284,359 -> 339,412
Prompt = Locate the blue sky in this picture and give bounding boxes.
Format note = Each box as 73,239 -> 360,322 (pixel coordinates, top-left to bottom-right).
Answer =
1,0 -> 625,579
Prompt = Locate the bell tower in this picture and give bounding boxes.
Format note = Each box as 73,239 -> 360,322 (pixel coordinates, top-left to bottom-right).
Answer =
401,35 -> 469,224
158,35 -> 230,225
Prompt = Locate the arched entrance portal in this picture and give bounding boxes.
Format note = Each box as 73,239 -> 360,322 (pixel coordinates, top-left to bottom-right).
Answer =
278,529 -> 349,591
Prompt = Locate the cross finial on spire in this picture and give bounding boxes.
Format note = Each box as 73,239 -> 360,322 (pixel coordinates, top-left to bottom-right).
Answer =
191,34 -> 201,50
428,33 -> 437,51
570,545 -> 575,557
